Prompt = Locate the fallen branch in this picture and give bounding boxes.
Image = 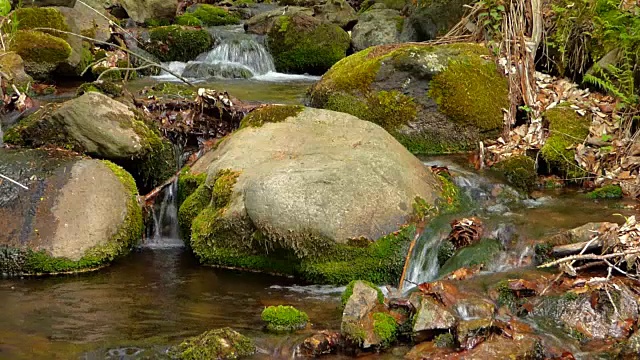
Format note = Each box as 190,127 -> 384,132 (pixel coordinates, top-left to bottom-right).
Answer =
538,250 -> 640,268
0,173 -> 28,190
552,238 -> 603,258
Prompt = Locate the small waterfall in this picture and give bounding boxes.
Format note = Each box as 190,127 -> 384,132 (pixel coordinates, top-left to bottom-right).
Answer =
403,220 -> 451,292
201,35 -> 276,75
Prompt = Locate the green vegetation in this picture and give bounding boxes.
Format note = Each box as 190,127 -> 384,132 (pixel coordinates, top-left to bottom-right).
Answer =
178,167 -> 208,206
168,328 -> 255,360
267,14 -> 350,75
0,0 -> 10,17
10,30 -> 71,78
437,240 -> 456,265
176,5 -> 240,27
372,312 -> 397,345
439,238 -> 502,277
144,26 -> 213,62
540,106 -> 590,180
495,155 -> 538,192
10,7 -> 69,38
238,105 -> 304,129
341,280 -> 384,307
586,184 -> 623,199
496,280 -> 518,310
261,305 -> 309,332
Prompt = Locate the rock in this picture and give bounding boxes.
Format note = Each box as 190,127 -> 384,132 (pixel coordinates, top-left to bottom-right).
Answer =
181,106 -> 445,284
55,1 -> 111,42
0,149 -> 142,276
9,30 -> 71,79
244,6 -> 313,35
341,282 -> 397,348
143,25 -> 213,62
452,297 -> 495,320
621,330 -> 640,358
261,305 -> 309,332
312,0 -> 358,29
342,280 -> 384,321
360,0 -> 408,11
404,0 -> 474,41
20,0 -> 76,7
299,331 -> 342,357
168,328 -> 256,360
458,336 -> 543,359
120,0 -> 178,23
3,92 -> 176,192
532,282 -> 639,340
457,318 -> 493,350
494,155 -> 537,192
540,106 -> 590,178
0,52 -> 33,89
182,62 -> 253,79
411,294 -> 457,341
176,4 -> 240,26
308,43 -> 510,155
267,13 -> 350,75
351,7 -> 403,51
439,239 -> 502,277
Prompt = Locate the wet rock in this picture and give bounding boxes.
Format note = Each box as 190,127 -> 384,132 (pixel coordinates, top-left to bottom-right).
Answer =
351,7 -> 403,51
168,328 -> 255,359
462,335 -> 544,359
439,239 -> 502,278
411,294 -> 457,342
405,341 -> 458,359
453,297 -> 496,320
340,281 -> 395,349
182,62 -> 253,79
261,305 -> 309,332
308,43 -> 509,155
343,281 -> 384,322
183,107 -> 445,284
120,0 -> 178,23
0,52 -> 33,89
0,149 -> 142,276
245,6 -> 313,35
299,331 -> 342,356
3,92 -> 176,192
457,318 -> 493,350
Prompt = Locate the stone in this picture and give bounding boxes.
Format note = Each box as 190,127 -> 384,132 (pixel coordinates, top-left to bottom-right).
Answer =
312,0 -> 357,29
351,8 -> 403,51
168,328 -> 255,360
9,30 -> 71,80
120,0 -> 178,23
299,331 -> 342,357
182,62 -> 253,79
21,0 -> 76,7
183,106 -> 445,284
0,52 -> 33,89
341,281 -> 395,348
457,318 -> 493,350
411,294 -> 457,341
342,281 -> 383,324
55,1 -> 111,43
308,43 -> 510,155
404,0 -> 475,41
0,149 -> 142,276
143,25 -> 213,62
244,6 -> 313,35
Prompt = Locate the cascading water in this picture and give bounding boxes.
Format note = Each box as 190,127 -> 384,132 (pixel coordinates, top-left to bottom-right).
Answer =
200,35 -> 276,75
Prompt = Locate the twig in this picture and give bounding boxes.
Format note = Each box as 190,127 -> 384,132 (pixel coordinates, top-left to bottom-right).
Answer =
538,250 -> 640,268
0,173 -> 29,190
97,64 -> 155,82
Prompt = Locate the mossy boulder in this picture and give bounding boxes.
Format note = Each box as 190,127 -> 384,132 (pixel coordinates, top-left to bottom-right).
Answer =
494,155 -> 538,192
404,0 -> 475,41
587,184 -> 623,199
341,280 -> 394,348
0,51 -> 33,91
10,7 -> 69,36
176,4 -> 240,26
540,106 -> 590,179
9,30 -> 71,79
143,25 -> 213,62
0,149 -> 142,276
3,92 -> 176,192
351,7 -> 404,51
120,0 -> 178,24
168,328 -> 255,360
308,43 -> 509,155
261,305 -> 310,332
245,6 -> 313,35
181,107 -> 446,284
266,13 -> 350,75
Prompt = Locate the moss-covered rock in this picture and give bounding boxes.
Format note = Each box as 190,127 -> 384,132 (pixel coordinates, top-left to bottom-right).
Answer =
308,43 -> 509,155
372,312 -> 398,346
261,305 -> 310,332
540,106 -> 590,179
239,105 -> 304,129
438,238 -> 502,277
9,30 -> 71,79
143,26 -> 213,62
342,280 -> 384,307
168,328 -> 256,360
495,155 -> 538,192
76,81 -> 124,98
0,149 -> 142,276
176,5 -> 240,26
0,51 -> 33,91
10,7 -> 69,37
245,6 -> 313,35
267,13 -> 350,75
404,0 -> 474,41
351,7 -> 404,51
587,184 -> 623,199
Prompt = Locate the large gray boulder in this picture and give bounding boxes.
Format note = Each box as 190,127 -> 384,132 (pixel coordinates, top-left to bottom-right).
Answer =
312,0 -> 357,29
244,6 -> 313,35
351,6 -> 403,51
180,106 -> 445,284
56,1 -> 111,43
120,0 -> 178,23
0,149 -> 142,276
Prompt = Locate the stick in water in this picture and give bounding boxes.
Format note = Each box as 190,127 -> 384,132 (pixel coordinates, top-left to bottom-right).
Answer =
0,173 -> 29,190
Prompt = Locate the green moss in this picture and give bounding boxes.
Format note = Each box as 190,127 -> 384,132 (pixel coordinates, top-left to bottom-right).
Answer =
437,240 -> 456,265
540,106 -> 590,179
439,238 -> 502,277
76,81 -> 123,97
143,82 -> 197,98
372,312 -> 397,345
11,7 -> 69,38
428,55 -> 508,132
267,14 -> 350,75
342,322 -> 368,344
176,5 -> 240,26
341,280 -> 384,307
495,155 -> 538,192
178,183 -> 212,241
21,161 -> 142,274
168,328 -> 255,360
144,18 -> 171,27
434,332 -> 455,348
261,305 -> 309,332
495,280 -> 519,311
144,26 -> 213,62
238,105 -> 304,129
436,174 -> 462,214
534,242 -> 553,265
587,184 -> 623,199
10,30 -> 71,77
178,167 -> 208,206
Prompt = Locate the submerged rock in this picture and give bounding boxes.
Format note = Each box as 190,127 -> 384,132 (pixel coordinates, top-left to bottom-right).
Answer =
0,149 -> 142,276
3,92 -> 176,192
299,331 -> 342,357
168,328 -> 255,360
261,305 -> 309,332
351,6 -> 404,51
182,62 -> 253,79
308,43 -> 509,155
180,106 -> 446,284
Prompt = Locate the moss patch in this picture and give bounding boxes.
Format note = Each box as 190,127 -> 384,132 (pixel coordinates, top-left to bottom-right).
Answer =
341,280 -> 384,307
267,14 -> 350,75
239,105 -> 304,129
587,184 -> 623,199
261,305 -> 309,332
373,312 -> 397,345
20,161 -> 142,275
495,155 -> 538,192
438,238 -> 502,277
540,106 -> 590,179
176,5 -> 240,26
168,328 -> 255,360
178,167 -> 208,206
10,7 -> 69,38
10,30 -> 71,78
144,26 -> 213,62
